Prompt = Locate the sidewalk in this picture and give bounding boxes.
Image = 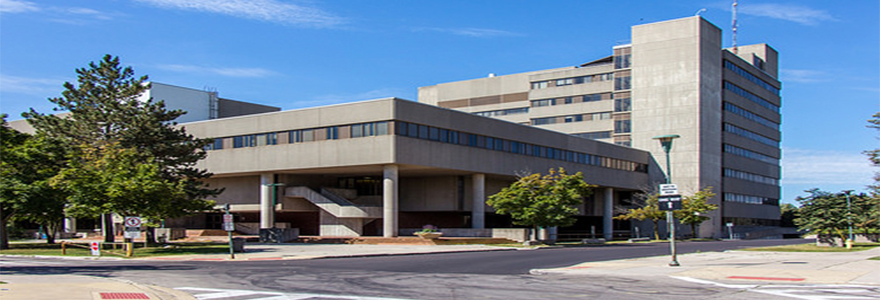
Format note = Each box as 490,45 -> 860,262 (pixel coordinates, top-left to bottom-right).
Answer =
0,274 -> 197,300
531,246 -> 880,286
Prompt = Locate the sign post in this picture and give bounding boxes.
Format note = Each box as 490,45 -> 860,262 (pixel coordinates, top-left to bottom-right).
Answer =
123,216 -> 142,240
658,184 -> 680,267
223,204 -> 235,259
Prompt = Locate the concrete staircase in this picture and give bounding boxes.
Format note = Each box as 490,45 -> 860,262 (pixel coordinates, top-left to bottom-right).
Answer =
286,186 -> 382,236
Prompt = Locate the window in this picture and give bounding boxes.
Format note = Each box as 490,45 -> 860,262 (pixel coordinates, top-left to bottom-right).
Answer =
724,102 -> 778,130
724,81 -> 779,113
531,117 -> 556,125
614,74 -> 631,90
614,120 -> 631,133
326,127 -> 339,140
375,122 -> 388,135
573,131 -> 611,140
531,99 -> 555,107
614,97 -> 631,112
724,60 -> 780,96
724,144 -> 777,164
724,123 -> 778,146
531,81 -> 548,89
724,168 -> 778,185
206,138 -> 223,150
724,193 -> 778,206
302,129 -> 314,142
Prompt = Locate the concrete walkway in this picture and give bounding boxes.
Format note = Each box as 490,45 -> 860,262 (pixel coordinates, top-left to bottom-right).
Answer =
1,274 -> 197,300
531,246 -> 880,286
139,243 -> 512,261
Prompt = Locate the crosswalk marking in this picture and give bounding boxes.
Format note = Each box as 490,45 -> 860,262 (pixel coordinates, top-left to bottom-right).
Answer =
671,276 -> 880,300
177,287 -> 419,300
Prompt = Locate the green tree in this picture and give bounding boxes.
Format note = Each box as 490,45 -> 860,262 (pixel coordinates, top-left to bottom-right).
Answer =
0,116 -> 69,247
23,55 -> 220,242
487,168 -> 594,241
674,187 -> 718,238
614,193 -> 665,240
794,189 -> 878,246
779,203 -> 798,227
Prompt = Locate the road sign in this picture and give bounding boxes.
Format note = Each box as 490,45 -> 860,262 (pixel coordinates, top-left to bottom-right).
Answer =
124,216 -> 142,227
223,213 -> 235,232
658,195 -> 682,211
90,241 -> 100,256
659,184 -> 679,196
726,222 -> 734,227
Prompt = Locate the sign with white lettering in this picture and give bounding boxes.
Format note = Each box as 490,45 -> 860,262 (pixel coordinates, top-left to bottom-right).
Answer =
659,184 -> 679,196
658,195 -> 682,211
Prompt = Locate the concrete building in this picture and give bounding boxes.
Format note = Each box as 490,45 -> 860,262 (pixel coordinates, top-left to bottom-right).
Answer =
10,16 -> 782,240
418,16 -> 782,237
180,98 -> 651,239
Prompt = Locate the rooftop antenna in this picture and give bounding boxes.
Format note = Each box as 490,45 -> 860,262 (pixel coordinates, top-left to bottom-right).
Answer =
732,0 -> 739,54
695,8 -> 706,16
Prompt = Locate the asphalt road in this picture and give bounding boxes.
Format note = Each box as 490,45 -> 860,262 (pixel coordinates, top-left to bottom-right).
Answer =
2,239 -> 816,300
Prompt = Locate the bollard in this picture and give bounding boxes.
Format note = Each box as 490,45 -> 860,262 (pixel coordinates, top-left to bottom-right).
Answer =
126,243 -> 133,257
61,242 -> 67,255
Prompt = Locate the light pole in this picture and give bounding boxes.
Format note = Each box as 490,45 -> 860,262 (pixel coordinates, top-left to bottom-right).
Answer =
653,134 -> 680,267
844,190 -> 854,249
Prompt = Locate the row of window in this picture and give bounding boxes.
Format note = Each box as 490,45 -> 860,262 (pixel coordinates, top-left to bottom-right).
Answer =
614,54 -> 631,69
206,121 -> 392,150
723,217 -> 780,226
531,112 -> 612,125
723,168 -> 779,185
614,120 -> 631,134
614,97 -> 631,112
724,81 -> 780,113
724,123 -> 778,147
233,133 -> 278,148
724,144 -> 778,165
573,131 -> 612,140
724,60 -> 780,96
531,92 -> 611,107
724,102 -> 779,130
473,107 -> 529,117
395,121 -> 648,173
614,75 -> 631,90
530,73 -> 613,89
724,192 -> 779,206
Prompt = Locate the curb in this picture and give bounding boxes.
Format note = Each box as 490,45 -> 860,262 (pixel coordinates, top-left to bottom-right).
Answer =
0,254 -> 124,261
137,246 -> 518,261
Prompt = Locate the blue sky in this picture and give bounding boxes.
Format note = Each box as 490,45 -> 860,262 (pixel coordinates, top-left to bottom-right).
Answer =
1,0 -> 877,205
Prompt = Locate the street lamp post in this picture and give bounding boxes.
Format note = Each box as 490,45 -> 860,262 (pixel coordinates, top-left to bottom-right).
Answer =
653,134 -> 680,267
844,190 -> 854,249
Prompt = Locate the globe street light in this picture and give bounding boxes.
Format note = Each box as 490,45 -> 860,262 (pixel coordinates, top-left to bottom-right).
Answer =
653,134 -> 680,267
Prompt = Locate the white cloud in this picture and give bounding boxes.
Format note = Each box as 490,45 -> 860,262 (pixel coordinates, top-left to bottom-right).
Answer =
738,3 -> 836,26
135,0 -> 343,28
782,148 -> 874,185
413,27 -> 521,37
156,64 -> 277,78
781,69 -> 825,83
0,0 -> 39,13
0,74 -> 64,96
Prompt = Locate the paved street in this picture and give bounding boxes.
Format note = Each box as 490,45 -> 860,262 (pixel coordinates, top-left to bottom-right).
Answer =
2,239 -> 879,300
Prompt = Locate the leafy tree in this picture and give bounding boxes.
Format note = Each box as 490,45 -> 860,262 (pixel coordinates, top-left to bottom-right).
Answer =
23,55 -> 220,242
674,187 -> 718,238
487,168 -> 594,241
779,203 -> 798,227
794,189 -> 878,246
0,116 -> 69,247
614,193 -> 665,240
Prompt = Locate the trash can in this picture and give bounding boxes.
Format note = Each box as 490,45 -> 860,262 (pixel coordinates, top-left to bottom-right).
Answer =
232,238 -> 246,253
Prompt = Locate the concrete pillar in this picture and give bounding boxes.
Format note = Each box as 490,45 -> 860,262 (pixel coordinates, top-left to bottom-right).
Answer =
260,173 -> 274,229
472,174 -> 486,229
64,217 -> 76,233
383,165 -> 399,237
603,187 -> 614,240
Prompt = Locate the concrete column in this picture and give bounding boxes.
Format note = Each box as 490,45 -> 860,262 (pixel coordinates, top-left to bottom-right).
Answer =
383,165 -> 399,237
471,174 -> 486,229
603,187 -> 614,240
64,217 -> 76,233
260,173 -> 274,229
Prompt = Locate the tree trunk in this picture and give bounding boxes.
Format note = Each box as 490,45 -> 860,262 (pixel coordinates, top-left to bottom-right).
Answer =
0,208 -> 11,250
652,220 -> 660,240
102,214 -> 115,243
44,220 -> 62,244
691,223 -> 697,239
145,226 -> 156,247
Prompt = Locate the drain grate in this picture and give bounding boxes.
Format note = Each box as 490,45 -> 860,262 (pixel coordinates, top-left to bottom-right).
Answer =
99,292 -> 150,299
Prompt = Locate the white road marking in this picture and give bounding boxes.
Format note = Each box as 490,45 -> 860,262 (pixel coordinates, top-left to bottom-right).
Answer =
177,287 -> 419,300
671,277 -> 880,300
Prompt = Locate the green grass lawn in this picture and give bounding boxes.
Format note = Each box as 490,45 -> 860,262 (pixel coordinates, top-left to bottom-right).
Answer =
0,242 -> 231,258
740,243 -> 880,252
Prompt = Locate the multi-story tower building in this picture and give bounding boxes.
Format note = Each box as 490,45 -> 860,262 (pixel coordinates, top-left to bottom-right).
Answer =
419,16 -> 782,237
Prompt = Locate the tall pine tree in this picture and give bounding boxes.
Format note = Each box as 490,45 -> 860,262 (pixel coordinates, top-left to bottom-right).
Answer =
24,55 -> 220,242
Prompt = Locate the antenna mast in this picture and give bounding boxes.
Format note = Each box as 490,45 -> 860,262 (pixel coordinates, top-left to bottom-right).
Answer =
732,0 -> 739,54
